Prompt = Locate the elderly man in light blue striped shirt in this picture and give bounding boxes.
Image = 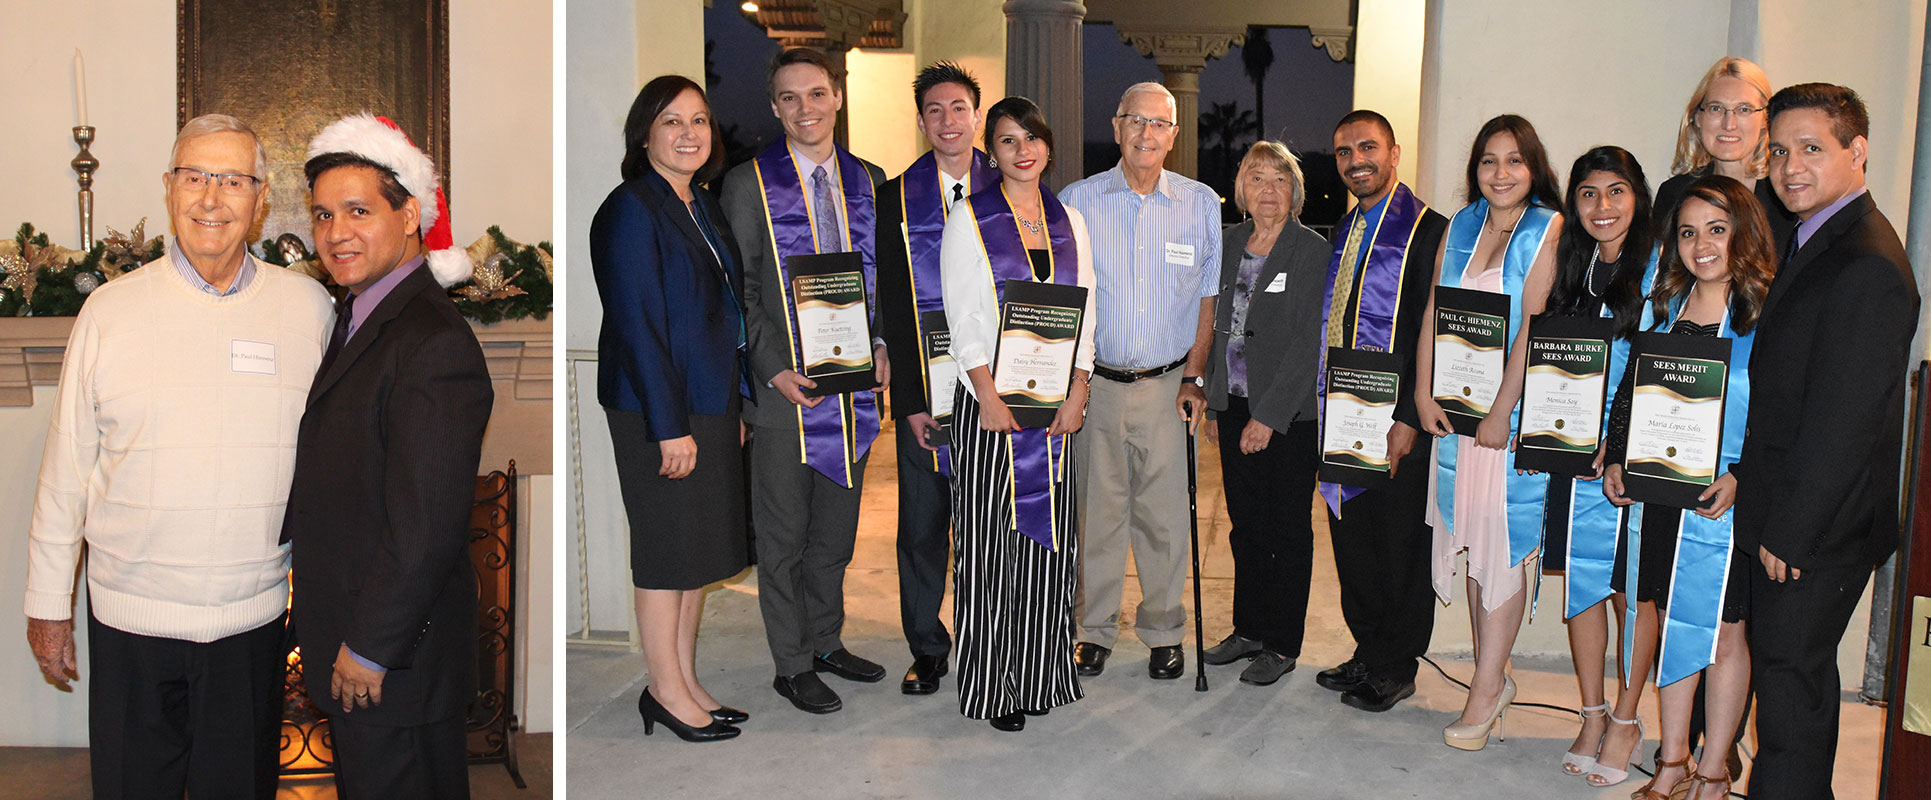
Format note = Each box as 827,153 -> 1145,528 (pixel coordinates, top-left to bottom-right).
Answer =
1060,82 -> 1222,681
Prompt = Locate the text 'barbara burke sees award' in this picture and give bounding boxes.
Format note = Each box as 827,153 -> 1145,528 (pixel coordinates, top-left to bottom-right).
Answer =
1515,315 -> 1613,475
786,252 -> 875,397
993,280 -> 1088,429
1320,347 -> 1401,488
1622,332 -> 1732,509
1432,286 -> 1510,437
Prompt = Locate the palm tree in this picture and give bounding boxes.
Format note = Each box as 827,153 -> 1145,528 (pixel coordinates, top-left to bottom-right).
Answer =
1241,26 -> 1275,139
1200,101 -> 1257,155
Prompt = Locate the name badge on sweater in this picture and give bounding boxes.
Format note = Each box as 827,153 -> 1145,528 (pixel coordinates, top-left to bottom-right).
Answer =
231,340 -> 276,375
1265,273 -> 1287,293
1165,241 -> 1195,267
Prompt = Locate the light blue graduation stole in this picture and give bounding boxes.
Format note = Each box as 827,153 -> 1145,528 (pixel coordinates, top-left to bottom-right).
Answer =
1434,199 -> 1556,571
1620,298 -> 1753,688
1563,246 -> 1661,620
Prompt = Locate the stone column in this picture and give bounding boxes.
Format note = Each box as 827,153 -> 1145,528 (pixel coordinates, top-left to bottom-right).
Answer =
1003,0 -> 1085,190
1117,25 -> 1245,180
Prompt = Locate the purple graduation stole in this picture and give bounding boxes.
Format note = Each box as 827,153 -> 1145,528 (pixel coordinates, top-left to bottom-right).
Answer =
753,141 -> 881,487
969,184 -> 1080,551
1317,182 -> 1429,515
898,149 -> 998,477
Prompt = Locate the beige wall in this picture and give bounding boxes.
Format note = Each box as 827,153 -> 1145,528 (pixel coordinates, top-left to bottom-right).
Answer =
846,0 -> 1009,175
0,0 -> 555,745
1353,0 -> 1426,191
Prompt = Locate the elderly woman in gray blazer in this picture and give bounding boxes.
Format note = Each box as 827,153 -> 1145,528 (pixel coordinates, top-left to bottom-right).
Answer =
1199,141 -> 1330,686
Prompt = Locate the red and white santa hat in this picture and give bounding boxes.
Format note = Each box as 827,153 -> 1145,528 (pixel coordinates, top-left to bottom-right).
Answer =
306,113 -> 472,286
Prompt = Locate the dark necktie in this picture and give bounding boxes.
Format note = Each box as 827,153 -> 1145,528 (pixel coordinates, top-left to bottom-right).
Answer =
812,166 -> 840,254
1784,232 -> 1801,266
952,183 -> 964,206
318,292 -> 355,377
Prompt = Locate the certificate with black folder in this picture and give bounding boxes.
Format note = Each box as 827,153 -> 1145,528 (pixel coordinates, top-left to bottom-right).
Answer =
992,280 -> 1088,429
785,252 -> 875,397
1515,315 -> 1614,475
1621,332 -> 1732,510
920,309 -> 956,447
1319,347 -> 1402,489
1432,286 -> 1511,437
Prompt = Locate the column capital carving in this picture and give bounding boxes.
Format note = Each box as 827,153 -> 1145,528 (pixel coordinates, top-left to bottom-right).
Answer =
1001,0 -> 1086,21
1308,25 -> 1353,62
1116,24 -> 1245,69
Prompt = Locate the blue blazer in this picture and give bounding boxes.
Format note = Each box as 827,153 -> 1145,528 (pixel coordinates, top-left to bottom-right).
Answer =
589,170 -> 749,441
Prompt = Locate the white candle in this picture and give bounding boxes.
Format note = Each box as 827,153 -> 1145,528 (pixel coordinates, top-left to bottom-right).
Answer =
74,49 -> 88,128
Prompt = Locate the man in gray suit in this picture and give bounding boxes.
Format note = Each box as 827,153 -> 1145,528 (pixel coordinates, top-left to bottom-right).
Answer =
720,46 -> 890,715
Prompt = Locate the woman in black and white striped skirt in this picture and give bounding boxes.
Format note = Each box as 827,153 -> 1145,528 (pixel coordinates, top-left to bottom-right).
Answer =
938,96 -> 1097,732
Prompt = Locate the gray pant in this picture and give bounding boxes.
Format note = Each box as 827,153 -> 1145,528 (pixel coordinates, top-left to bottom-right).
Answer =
750,423 -> 869,675
1075,370 -> 1191,649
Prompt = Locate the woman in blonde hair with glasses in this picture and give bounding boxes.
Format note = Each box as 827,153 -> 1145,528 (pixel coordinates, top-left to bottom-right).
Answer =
1198,141 -> 1330,686
1653,57 -> 1792,239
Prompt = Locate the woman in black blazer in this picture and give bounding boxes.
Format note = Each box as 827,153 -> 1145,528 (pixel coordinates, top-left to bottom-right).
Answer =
1199,141 -> 1330,686
588,75 -> 750,743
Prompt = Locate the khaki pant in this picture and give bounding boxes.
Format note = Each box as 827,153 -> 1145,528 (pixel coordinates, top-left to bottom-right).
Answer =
1074,369 -> 1191,649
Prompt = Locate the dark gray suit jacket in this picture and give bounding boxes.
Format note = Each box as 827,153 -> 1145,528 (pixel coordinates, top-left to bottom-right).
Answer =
720,153 -> 888,430
1204,218 -> 1330,431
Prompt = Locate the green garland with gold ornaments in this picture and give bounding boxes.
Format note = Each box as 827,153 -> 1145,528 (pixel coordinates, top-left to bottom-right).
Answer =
1,221 -> 551,324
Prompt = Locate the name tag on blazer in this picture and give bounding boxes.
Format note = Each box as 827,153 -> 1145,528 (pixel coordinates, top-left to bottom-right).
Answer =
231,339 -> 276,375
1264,273 -> 1288,293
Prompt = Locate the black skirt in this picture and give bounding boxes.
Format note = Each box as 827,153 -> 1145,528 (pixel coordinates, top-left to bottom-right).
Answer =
607,404 -> 750,590
1626,505 -> 1749,623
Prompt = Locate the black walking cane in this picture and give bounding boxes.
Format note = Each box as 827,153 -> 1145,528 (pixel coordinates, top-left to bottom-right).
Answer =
1185,412 -> 1208,692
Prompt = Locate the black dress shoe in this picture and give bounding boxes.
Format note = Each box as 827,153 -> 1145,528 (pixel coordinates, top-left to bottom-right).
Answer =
773,672 -> 843,714
1340,675 -> 1416,713
706,705 -> 749,724
1148,645 -> 1184,680
1315,659 -> 1370,693
639,687 -> 740,742
989,712 -> 1026,732
1238,651 -> 1296,686
1073,642 -> 1110,677
1021,708 -> 1050,717
1202,633 -> 1263,665
814,648 -> 887,683
900,654 -> 948,695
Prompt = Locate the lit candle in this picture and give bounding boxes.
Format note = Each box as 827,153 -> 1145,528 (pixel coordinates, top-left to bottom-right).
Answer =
74,49 -> 88,128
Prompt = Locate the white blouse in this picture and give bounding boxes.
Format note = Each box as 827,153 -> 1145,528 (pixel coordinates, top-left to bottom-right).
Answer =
938,194 -> 1099,401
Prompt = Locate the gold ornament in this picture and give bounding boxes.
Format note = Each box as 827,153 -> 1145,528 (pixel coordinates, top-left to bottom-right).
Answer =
1,254 -> 35,299
98,219 -> 158,279
452,252 -> 527,303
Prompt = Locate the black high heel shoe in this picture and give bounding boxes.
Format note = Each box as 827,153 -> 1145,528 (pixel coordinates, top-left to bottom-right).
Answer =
989,712 -> 1025,732
639,686 -> 740,742
707,705 -> 749,724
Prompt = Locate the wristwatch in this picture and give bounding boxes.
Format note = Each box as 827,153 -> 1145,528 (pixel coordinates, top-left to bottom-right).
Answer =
1182,375 -> 1204,387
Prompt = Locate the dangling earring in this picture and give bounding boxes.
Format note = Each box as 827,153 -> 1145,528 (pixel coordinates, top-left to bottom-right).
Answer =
987,157 -> 997,168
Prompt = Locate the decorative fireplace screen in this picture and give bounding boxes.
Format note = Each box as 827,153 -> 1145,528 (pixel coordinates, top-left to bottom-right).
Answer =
279,461 -> 524,788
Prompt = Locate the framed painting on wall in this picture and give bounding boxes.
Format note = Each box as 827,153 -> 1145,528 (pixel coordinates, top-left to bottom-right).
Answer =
177,0 -> 450,251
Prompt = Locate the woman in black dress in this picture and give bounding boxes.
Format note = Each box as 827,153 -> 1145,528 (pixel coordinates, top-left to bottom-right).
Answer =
1602,175 -> 1776,800
1536,146 -> 1658,785
588,75 -> 750,742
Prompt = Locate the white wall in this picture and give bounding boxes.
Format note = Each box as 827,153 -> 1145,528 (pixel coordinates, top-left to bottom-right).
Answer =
0,0 -> 555,744
1354,0 -> 1425,191
846,50 -> 921,176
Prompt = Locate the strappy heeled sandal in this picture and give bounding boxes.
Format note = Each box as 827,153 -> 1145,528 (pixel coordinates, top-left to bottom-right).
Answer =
1631,754 -> 1691,800
1561,702 -> 1610,776
1585,711 -> 1645,787
1672,771 -> 1731,800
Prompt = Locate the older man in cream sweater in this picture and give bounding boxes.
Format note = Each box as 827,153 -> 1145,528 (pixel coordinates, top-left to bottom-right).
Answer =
23,115 -> 333,799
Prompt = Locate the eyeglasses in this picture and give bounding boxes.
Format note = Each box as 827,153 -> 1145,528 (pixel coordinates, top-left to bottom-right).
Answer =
171,167 -> 262,194
1696,102 -> 1763,121
1115,114 -> 1177,134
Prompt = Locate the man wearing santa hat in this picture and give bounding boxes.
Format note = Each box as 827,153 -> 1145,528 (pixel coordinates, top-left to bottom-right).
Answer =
280,112 -> 493,797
